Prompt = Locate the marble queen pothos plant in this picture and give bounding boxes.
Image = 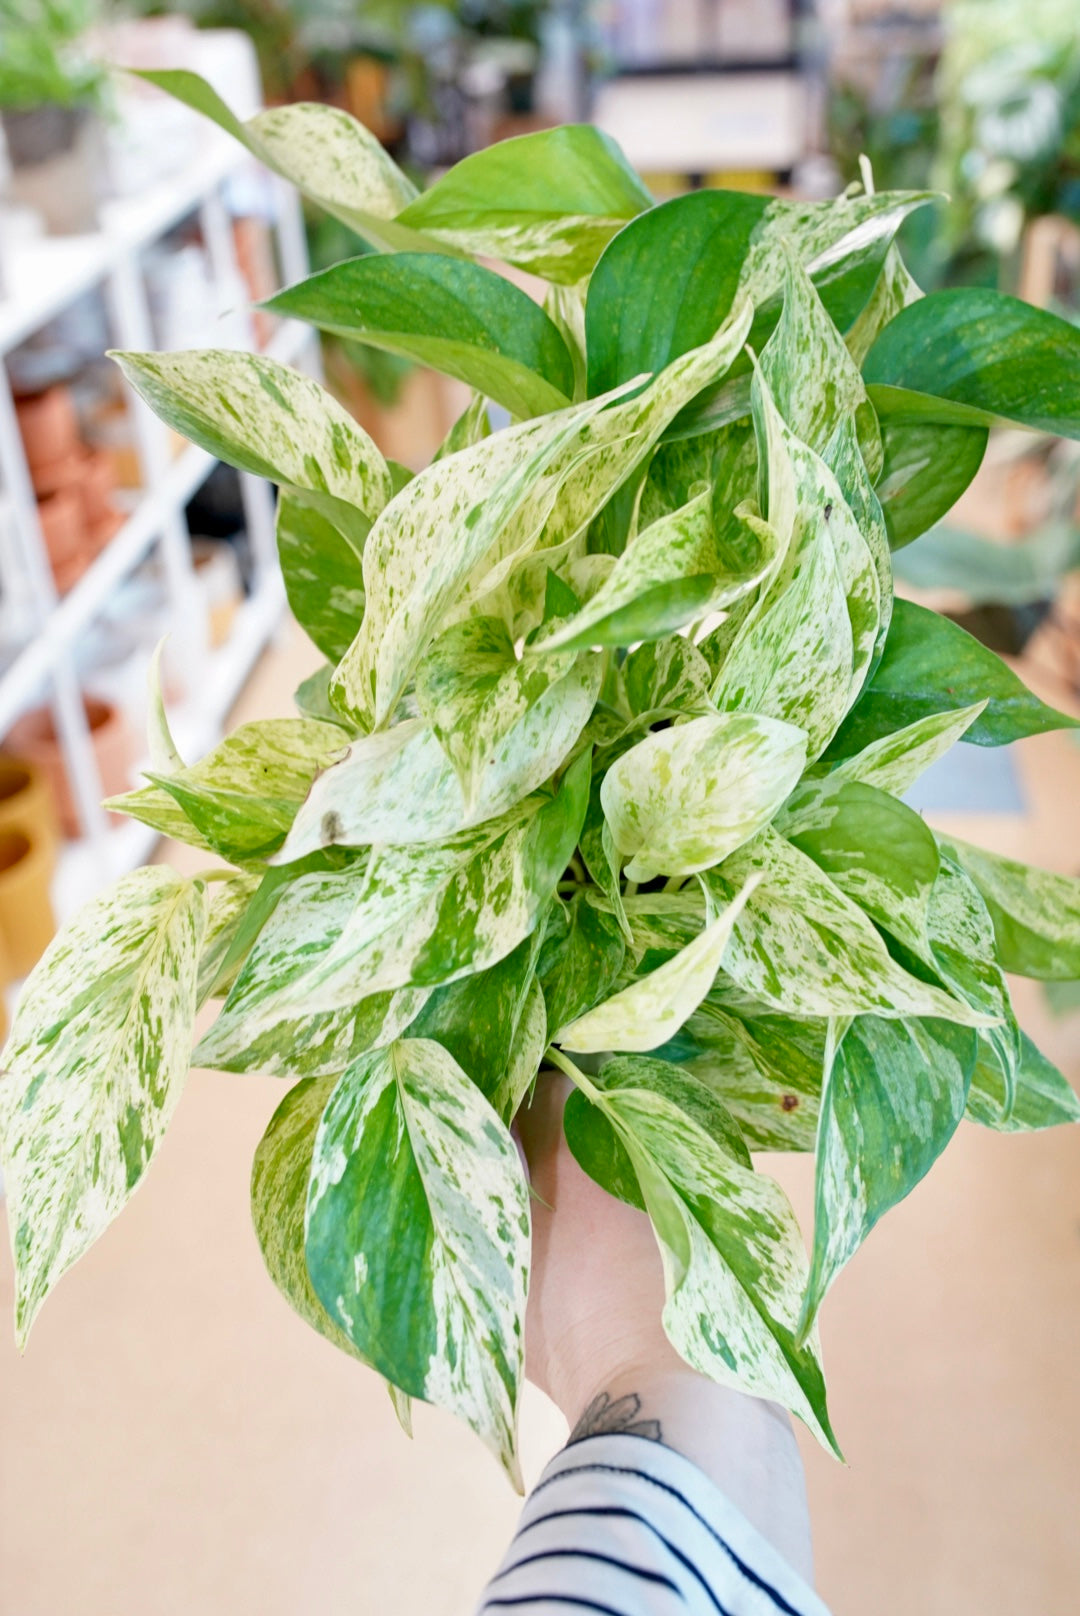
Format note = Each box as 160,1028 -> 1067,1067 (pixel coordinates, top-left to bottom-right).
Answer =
3,73 -> 1080,1485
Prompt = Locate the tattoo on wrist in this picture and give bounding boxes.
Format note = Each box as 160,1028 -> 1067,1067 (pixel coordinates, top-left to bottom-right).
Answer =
568,1390 -> 662,1445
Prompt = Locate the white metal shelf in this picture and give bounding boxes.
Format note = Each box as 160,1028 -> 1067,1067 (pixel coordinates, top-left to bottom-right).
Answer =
0,41 -> 318,912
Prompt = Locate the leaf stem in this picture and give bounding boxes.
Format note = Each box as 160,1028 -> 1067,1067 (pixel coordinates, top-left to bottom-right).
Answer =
544,1044 -> 601,1100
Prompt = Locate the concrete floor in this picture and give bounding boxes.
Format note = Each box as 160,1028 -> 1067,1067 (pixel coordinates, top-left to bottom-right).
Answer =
2,619 -> 1079,1616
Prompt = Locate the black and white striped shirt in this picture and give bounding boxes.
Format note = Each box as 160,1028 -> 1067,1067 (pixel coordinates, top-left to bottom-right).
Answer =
478,1435 -> 832,1615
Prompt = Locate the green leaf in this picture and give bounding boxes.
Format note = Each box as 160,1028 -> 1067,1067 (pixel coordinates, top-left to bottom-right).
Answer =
305,1039 -> 530,1480
435,391 -> 492,461
875,419 -> 988,551
802,1014 -> 977,1332
251,1073 -> 367,1360
134,72 -> 429,253
335,301 -> 753,728
585,190 -> 768,394
405,931 -> 547,1121
265,254 -> 575,419
536,489 -> 774,652
200,758 -> 590,1066
781,778 -> 940,960
559,1057 -> 838,1453
276,493 -> 366,665
414,616 -> 599,810
844,243 -> 922,368
822,702 -> 986,797
825,599 -> 1079,756
936,837 -> 1080,982
556,875 -> 758,1054
601,712 -> 808,883
702,828 -> 992,1024
294,665 -> 352,728
966,1032 -> 1080,1132
539,891 -> 626,1038
925,855 -> 1020,1099
864,288 -> 1080,440
109,720 -> 347,865
394,125 -> 653,282
111,350 -> 390,550
621,637 -> 714,719
0,868 -> 206,1345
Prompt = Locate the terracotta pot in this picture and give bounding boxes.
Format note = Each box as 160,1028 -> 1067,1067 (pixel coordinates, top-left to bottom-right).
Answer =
15,386 -> 79,472
86,508 -> 125,557
31,444 -> 87,500
0,830 -> 55,979
5,695 -> 134,837
37,486 -> 86,568
0,755 -> 58,849
80,448 -> 117,524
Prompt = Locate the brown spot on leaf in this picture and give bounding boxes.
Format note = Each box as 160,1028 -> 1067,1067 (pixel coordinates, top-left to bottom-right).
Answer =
781,1093 -> 799,1112
321,809 -> 344,845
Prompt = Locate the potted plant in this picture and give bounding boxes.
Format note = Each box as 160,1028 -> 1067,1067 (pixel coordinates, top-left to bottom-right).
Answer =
0,0 -> 109,233
3,77 -> 1080,1484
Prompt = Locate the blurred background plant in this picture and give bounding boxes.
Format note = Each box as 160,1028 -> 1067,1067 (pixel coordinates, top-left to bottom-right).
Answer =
0,0 -> 108,111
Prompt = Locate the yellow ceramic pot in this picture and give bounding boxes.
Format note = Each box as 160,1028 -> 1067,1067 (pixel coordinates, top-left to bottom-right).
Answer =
0,830 -> 56,979
0,755 -> 58,852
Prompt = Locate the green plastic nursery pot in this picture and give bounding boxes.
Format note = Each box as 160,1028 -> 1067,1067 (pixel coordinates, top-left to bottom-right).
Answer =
0,829 -> 55,980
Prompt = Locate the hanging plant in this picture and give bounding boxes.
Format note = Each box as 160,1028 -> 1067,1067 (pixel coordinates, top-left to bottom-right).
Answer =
3,74 -> 1080,1486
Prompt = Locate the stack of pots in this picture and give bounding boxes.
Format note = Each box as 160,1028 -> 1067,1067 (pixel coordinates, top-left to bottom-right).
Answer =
0,757 -> 58,1039
15,386 -> 126,593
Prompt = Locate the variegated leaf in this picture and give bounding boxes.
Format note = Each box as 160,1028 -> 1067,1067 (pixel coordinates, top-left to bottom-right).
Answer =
251,1073 -> 367,1360
0,868 -> 206,1344
925,855 -> 1021,1108
678,1002 -> 825,1152
146,639 -> 183,773
435,392 -> 492,461
279,647 -> 596,856
711,374 -> 879,758
404,930 -> 546,1122
555,876 -> 759,1053
803,1014 -> 976,1336
414,616 -> 600,808
536,489 -> 773,652
196,872 -> 262,1005
336,302 -> 753,728
276,492 -> 366,664
559,1058 -> 838,1454
394,125 -> 653,282
845,244 -> 922,368
109,720 -> 347,865
780,778 -> 940,960
136,72 -> 429,252
621,637 -> 714,719
112,350 -> 391,550
601,711 -> 808,883
937,836 -> 1080,982
305,1039 -> 530,1480
702,828 -> 993,1025
966,1032 -> 1080,1133
200,757 -> 589,1062
823,702 -> 986,796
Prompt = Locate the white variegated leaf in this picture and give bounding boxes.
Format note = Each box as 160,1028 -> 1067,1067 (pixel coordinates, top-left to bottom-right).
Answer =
196,872 -> 262,1005
703,828 -> 993,1025
601,711 -> 807,883
825,703 -> 986,797
113,349 -> 391,549
564,1063 -> 837,1453
0,868 -> 206,1344
146,639 -> 183,773
336,300 -> 753,727
555,876 -> 759,1053
109,719 -> 348,864
305,1039 -> 530,1481
845,245 -> 922,368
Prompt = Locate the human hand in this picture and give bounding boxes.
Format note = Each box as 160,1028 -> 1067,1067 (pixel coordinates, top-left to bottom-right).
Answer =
516,1070 -> 815,1579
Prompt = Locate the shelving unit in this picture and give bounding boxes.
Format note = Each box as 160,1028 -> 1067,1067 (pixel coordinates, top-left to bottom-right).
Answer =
0,117 -> 318,922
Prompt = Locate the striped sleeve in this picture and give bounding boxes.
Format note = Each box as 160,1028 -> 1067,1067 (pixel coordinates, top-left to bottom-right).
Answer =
476,1433 -> 833,1616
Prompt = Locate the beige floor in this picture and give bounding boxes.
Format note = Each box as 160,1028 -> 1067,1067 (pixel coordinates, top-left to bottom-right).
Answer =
2,619 -> 1079,1616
